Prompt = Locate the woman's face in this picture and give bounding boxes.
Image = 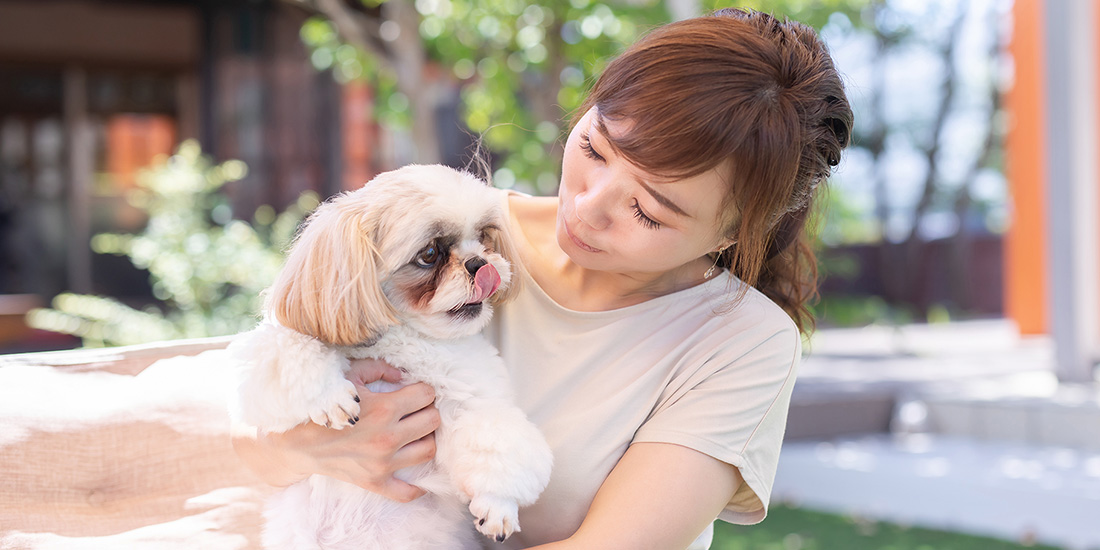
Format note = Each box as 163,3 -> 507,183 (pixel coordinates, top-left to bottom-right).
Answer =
557,107 -> 733,276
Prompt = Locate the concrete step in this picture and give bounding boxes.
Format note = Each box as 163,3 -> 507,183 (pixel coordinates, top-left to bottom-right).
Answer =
901,375 -> 1100,451
786,320 -> 1070,444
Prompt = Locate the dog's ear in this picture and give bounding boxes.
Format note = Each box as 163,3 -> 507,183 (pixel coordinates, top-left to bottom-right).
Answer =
266,196 -> 398,346
486,215 -> 523,306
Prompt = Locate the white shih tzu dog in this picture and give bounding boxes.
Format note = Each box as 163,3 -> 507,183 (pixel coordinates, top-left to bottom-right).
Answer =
228,164 -> 553,550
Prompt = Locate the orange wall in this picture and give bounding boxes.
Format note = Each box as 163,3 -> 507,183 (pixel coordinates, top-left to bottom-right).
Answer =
342,81 -> 379,192
106,115 -> 176,189
1003,0 -> 1048,335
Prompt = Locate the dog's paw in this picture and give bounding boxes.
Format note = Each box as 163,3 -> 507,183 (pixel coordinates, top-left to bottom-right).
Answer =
306,379 -> 361,430
469,493 -> 520,543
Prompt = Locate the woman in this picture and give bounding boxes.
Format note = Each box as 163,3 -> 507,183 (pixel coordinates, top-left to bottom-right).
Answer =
234,7 -> 852,549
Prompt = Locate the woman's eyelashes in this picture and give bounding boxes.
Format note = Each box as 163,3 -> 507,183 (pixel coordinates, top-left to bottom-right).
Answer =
631,200 -> 661,230
579,132 -> 604,162
579,131 -> 662,230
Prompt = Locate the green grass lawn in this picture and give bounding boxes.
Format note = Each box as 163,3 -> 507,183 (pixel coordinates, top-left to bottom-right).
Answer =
711,504 -> 1064,550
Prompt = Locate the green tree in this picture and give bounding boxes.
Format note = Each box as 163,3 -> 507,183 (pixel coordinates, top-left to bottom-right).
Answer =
295,0 -> 866,194
26,141 -> 316,347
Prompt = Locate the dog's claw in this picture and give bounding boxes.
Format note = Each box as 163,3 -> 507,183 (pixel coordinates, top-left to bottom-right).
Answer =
306,379 -> 362,430
470,494 -> 519,543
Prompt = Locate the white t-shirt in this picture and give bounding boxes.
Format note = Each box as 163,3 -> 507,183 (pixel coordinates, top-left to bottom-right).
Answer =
481,191 -> 802,549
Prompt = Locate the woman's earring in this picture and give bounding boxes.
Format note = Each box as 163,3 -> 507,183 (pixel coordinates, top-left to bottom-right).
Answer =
704,243 -> 733,279
704,257 -> 720,279
704,250 -> 723,279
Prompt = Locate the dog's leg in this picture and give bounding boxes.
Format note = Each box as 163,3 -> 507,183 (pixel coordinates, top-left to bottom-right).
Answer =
437,401 -> 553,543
228,322 -> 360,433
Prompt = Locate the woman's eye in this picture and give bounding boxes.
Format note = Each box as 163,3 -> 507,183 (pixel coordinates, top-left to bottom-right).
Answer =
631,200 -> 661,230
415,245 -> 440,267
579,133 -> 604,162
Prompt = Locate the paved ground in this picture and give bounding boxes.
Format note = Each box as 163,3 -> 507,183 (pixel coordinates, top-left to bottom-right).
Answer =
773,434 -> 1100,550
773,320 -> 1100,550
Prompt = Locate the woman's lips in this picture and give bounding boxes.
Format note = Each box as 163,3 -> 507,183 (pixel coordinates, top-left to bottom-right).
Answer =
565,221 -> 602,253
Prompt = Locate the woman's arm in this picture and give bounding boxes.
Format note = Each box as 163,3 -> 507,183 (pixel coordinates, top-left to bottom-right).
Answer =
231,359 -> 441,502
527,442 -> 743,550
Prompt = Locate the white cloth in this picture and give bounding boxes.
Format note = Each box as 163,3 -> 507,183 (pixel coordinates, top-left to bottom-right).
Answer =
481,191 -> 802,549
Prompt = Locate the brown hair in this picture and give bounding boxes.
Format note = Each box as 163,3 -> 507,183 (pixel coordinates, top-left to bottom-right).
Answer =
576,8 -> 852,333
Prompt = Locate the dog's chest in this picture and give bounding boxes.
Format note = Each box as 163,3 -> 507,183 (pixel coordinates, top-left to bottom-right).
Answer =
350,329 -> 505,403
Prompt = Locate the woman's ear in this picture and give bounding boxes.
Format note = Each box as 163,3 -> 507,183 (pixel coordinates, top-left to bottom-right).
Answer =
712,238 -> 737,255
266,197 -> 398,346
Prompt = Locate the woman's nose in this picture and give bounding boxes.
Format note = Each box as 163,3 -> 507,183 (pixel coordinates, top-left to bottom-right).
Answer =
575,179 -> 614,230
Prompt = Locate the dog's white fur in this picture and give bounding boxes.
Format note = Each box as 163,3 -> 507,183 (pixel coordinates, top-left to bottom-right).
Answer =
227,165 -> 552,550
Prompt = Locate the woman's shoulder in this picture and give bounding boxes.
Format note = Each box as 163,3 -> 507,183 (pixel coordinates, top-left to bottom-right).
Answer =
503,190 -> 556,220
697,279 -> 802,358
739,283 -> 800,333
499,190 -> 558,263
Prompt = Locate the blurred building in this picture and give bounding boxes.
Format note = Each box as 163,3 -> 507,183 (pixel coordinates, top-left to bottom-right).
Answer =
0,0 -> 378,302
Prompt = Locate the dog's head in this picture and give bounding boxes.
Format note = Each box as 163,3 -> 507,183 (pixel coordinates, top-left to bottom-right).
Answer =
265,164 -> 518,345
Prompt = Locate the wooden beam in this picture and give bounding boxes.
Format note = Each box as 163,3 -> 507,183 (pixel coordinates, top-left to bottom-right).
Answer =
0,336 -> 232,376
63,67 -> 92,294
1004,0 -> 1048,336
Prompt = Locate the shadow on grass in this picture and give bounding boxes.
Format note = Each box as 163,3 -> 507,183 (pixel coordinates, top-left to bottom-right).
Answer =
713,505 -> 1063,550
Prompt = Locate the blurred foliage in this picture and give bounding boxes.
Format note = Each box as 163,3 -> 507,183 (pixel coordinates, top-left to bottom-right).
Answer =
812,295 -> 916,328
26,141 -> 318,347
417,0 -> 667,192
712,503 -> 1064,550
816,185 -> 882,248
708,0 -> 868,29
301,0 -> 869,193
301,17 -> 410,127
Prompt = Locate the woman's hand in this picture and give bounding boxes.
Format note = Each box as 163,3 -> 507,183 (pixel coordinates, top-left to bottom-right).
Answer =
232,358 -> 441,502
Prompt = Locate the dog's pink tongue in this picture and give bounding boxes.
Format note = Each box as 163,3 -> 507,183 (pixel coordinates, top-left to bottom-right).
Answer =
472,264 -> 501,303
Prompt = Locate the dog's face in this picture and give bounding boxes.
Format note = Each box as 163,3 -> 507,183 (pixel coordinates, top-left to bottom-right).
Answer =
266,164 -> 517,345
376,167 -> 515,340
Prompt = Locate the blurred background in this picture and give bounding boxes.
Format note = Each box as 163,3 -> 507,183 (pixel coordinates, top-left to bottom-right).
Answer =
0,0 -> 1097,548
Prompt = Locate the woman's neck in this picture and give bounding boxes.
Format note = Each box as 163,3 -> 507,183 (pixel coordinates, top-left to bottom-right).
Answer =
550,255 -> 712,311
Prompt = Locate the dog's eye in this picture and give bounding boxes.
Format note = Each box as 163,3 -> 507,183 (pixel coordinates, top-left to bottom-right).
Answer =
415,245 -> 440,268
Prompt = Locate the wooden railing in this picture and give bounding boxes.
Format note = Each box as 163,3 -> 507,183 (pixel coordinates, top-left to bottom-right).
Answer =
0,336 -> 272,549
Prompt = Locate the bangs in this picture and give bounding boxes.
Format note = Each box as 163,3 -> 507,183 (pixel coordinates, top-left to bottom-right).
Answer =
575,18 -> 786,181
590,100 -> 733,181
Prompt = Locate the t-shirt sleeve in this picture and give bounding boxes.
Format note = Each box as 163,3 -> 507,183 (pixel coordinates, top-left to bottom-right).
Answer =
632,320 -> 801,525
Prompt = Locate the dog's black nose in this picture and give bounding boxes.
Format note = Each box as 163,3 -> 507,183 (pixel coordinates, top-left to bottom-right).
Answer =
464,257 -> 487,276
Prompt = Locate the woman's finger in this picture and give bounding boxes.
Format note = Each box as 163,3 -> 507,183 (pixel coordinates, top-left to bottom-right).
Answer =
347,357 -> 405,386
395,404 -> 441,448
391,433 -> 437,472
377,477 -> 427,503
381,382 -> 436,419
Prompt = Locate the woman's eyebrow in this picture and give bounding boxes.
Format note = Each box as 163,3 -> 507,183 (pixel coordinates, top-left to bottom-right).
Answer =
591,113 -> 692,219
636,178 -> 691,219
